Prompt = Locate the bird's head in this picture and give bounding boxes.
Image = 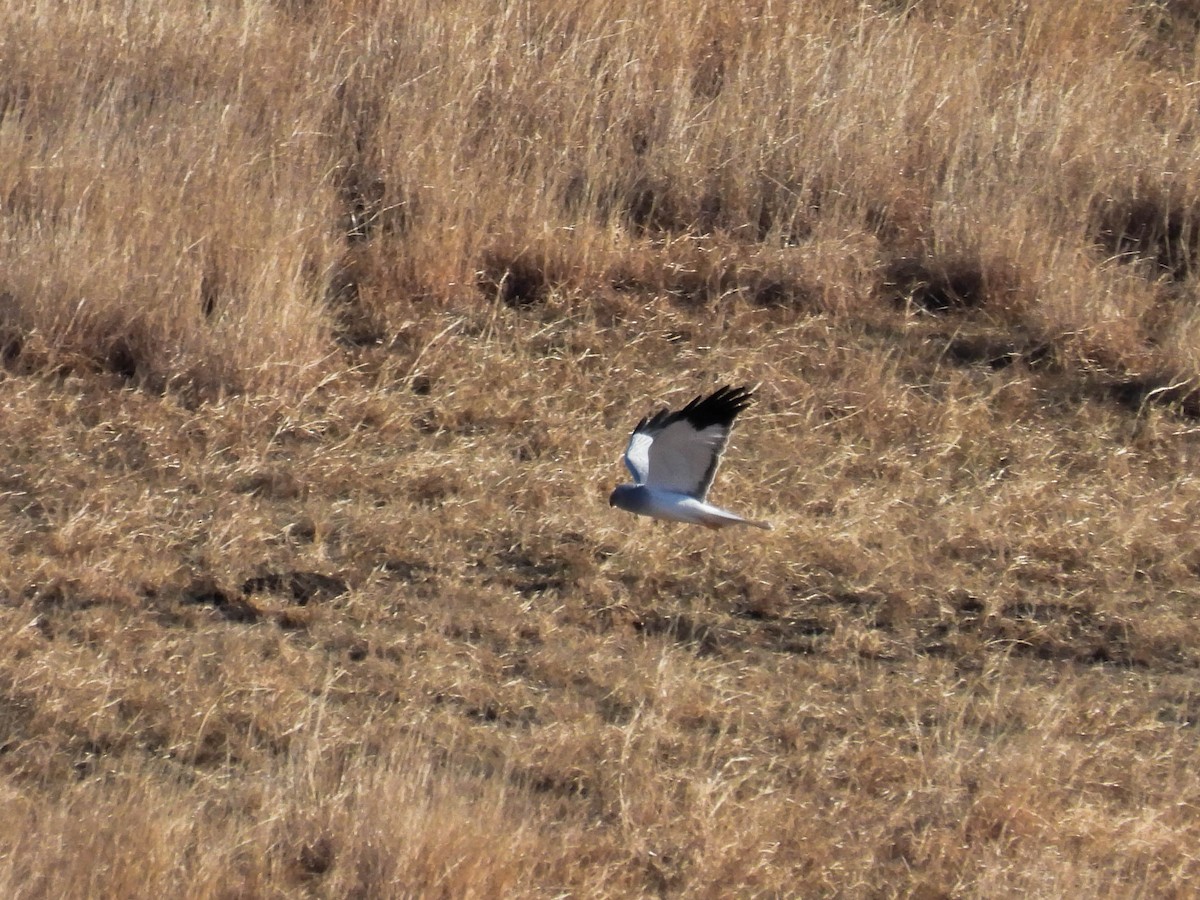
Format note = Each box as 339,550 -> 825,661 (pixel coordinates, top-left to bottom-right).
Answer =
608,483 -> 641,512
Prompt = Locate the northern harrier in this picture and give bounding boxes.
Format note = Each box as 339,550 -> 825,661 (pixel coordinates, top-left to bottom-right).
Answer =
609,385 -> 772,530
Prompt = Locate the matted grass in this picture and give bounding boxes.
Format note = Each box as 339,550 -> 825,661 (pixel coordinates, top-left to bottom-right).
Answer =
1,0 -> 1200,896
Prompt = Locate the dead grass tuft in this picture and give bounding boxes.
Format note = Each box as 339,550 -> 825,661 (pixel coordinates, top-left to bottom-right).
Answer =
3,0 -> 1200,895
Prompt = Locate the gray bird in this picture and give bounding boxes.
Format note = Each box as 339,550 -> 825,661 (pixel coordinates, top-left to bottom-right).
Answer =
609,385 -> 772,530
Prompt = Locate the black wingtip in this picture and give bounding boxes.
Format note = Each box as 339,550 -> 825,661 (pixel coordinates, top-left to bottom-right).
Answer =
677,384 -> 757,430
632,384 -> 761,435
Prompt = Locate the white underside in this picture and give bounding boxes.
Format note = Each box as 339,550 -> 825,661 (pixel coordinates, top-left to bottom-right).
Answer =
639,490 -> 772,530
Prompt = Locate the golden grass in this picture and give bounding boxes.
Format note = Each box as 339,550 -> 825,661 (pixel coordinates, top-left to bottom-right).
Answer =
2,0 -> 1200,895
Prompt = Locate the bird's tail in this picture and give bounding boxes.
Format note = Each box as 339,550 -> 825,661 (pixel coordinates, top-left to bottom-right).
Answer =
703,510 -> 773,530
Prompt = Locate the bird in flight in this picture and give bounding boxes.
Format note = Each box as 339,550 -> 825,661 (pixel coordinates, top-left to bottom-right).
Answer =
609,385 -> 772,530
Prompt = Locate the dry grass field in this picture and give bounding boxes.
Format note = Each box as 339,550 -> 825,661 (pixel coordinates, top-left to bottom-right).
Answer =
2,0 -> 1200,895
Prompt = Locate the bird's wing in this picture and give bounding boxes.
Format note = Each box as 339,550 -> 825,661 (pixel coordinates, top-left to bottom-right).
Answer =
636,385 -> 755,498
622,426 -> 654,483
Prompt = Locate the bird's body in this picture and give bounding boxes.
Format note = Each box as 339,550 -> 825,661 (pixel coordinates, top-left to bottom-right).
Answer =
608,385 -> 772,531
609,485 -> 770,529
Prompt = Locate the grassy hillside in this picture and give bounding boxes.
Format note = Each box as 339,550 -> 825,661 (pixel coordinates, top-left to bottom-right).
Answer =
1,0 -> 1200,895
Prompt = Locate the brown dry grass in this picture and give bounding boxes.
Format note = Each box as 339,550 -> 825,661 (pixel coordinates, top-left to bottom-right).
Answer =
2,0 -> 1200,895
